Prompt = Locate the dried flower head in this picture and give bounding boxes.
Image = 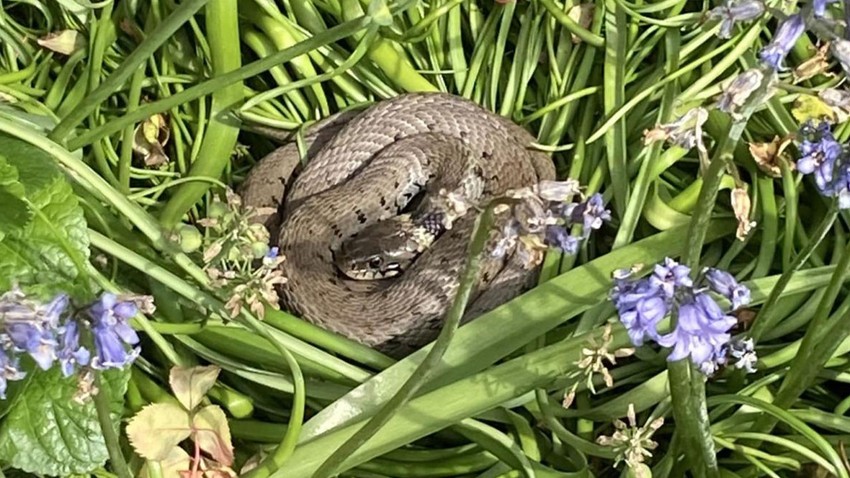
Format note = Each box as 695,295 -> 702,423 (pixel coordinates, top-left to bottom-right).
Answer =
748,135 -> 795,177
562,324 -> 634,408
718,68 -> 767,118
197,190 -> 288,319
492,180 -> 610,268
794,42 -> 834,83
831,40 -> 850,77
731,187 -> 756,240
643,107 -> 709,151
596,404 -> 664,473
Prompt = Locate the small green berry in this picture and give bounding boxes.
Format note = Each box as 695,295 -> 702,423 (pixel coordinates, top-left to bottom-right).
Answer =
176,224 -> 202,253
207,201 -> 228,219
251,242 -> 270,259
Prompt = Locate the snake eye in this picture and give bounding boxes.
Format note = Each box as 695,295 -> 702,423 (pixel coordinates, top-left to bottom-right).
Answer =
368,257 -> 383,269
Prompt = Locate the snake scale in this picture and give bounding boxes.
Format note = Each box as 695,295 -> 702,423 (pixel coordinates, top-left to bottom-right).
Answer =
241,93 -> 555,357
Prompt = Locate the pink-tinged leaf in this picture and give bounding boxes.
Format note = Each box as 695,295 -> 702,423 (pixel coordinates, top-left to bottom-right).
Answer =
192,405 -> 233,466
170,365 -> 220,411
126,403 -> 191,461
140,446 -> 192,478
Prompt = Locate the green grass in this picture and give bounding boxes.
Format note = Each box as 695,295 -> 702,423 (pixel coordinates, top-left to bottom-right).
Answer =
1,0 -> 850,477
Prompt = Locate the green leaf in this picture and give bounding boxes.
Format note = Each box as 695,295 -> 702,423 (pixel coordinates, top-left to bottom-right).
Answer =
0,133 -> 90,298
0,155 -> 32,238
0,367 -> 131,475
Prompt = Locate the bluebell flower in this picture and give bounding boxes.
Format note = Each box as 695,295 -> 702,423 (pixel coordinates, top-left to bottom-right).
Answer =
619,295 -> 669,347
545,226 -> 580,254
569,194 -> 611,237
87,294 -> 140,370
704,268 -> 751,309
650,258 -> 693,299
796,121 -> 850,208
2,293 -> 67,371
814,0 -> 837,16
656,293 -> 737,372
611,260 -> 746,375
611,271 -> 668,345
727,337 -> 757,373
0,349 -> 25,399
758,14 -> 805,70
56,320 -> 90,377
708,0 -> 765,39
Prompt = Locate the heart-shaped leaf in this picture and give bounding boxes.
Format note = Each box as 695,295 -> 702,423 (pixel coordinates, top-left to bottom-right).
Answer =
170,365 -> 220,411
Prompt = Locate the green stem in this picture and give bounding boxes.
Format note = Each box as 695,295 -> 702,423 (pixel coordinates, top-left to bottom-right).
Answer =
668,74 -> 770,478
64,14 -> 373,151
118,65 -> 146,195
49,0 -> 212,142
0,112 -> 209,286
536,0 -> 605,47
310,199 -> 514,478
159,0 -> 244,227
665,143 -> 727,478
770,235 -> 850,411
93,372 -> 132,478
749,203 -> 839,342
238,313 -> 306,477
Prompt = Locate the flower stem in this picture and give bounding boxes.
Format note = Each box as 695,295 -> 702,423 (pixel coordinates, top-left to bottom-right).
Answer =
64,14 -> 373,151
748,202 -> 839,342
93,371 -> 133,478
668,64 -> 778,477
309,198 -> 516,478
667,145 -> 728,478
238,312 -> 305,478
48,0 -> 213,143
158,0 -> 243,228
754,232 -> 850,433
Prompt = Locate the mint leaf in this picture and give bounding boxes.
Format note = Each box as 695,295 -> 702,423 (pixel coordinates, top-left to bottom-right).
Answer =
0,133 -> 122,476
0,367 -> 131,475
0,155 -> 31,237
0,133 -> 90,298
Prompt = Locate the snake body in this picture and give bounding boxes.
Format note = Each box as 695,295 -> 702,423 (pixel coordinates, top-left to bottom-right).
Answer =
241,93 -> 555,357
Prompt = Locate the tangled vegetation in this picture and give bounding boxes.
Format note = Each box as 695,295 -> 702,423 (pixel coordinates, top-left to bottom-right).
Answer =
1,0 -> 850,476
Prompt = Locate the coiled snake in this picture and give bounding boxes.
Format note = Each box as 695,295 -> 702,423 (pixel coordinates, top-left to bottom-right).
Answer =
241,93 -> 555,357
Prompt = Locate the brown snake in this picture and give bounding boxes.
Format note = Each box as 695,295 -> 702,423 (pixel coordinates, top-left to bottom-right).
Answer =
241,93 -> 555,357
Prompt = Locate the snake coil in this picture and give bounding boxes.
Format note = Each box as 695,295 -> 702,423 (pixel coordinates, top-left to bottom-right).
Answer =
241,93 -> 555,357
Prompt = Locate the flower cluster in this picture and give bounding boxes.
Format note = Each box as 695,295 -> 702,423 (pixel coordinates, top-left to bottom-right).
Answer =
611,258 -> 754,375
0,287 -> 149,398
189,189 -> 286,319
710,0 -> 850,120
795,120 -> 850,207
707,0 -> 764,39
493,180 -> 612,266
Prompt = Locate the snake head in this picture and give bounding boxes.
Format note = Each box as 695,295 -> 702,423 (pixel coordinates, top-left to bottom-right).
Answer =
335,217 -> 431,280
